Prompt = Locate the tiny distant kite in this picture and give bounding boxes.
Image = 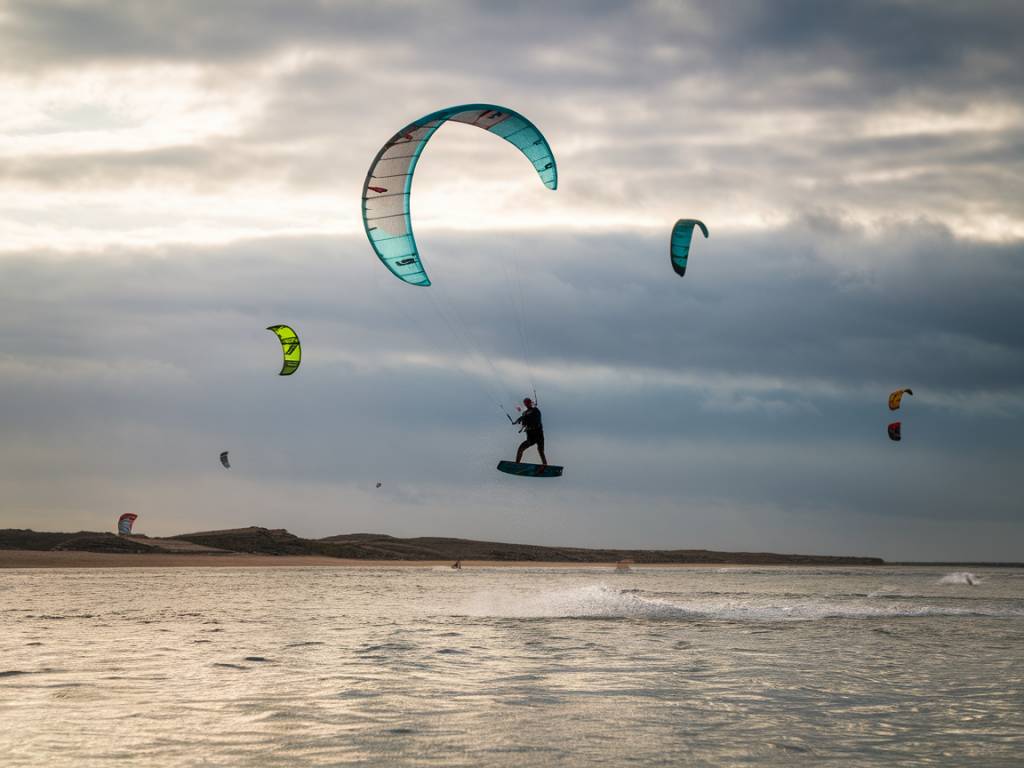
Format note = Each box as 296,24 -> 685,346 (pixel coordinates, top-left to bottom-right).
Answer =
266,325 -> 301,376
220,451 -> 231,469
376,482 -> 382,489
117,513 -> 138,536
888,388 -> 913,411
670,219 -> 709,277
887,422 -> 901,442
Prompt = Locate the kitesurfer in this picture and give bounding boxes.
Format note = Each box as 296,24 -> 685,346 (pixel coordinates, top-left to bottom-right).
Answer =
513,398 -> 547,465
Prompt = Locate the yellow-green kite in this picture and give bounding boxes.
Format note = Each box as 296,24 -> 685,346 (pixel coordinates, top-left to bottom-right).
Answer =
267,325 -> 301,376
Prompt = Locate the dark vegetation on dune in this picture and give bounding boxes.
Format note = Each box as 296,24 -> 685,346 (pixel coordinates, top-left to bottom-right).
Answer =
53,533 -> 155,553
0,527 -> 886,565
0,529 -> 151,552
311,533 -> 886,565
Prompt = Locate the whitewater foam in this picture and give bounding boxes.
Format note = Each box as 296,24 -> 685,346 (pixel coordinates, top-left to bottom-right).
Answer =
940,572 -> 982,585
458,583 -> 1023,621
462,584 -> 698,620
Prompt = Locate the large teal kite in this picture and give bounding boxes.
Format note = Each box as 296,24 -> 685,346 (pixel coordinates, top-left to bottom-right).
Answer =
362,104 -> 557,286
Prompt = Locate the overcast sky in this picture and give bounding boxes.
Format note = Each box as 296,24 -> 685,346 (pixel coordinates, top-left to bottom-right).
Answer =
1,0 -> 1022,560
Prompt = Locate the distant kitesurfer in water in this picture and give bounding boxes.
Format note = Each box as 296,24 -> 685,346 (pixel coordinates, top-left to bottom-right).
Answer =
513,397 -> 547,466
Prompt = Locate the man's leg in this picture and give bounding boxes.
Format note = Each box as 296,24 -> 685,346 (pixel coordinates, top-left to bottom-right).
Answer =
536,434 -> 547,466
516,438 -> 531,463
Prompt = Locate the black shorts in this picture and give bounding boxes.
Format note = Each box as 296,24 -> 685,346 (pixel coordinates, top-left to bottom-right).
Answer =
522,429 -> 544,450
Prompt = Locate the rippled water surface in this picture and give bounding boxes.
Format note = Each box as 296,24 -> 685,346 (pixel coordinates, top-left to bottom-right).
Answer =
2,565 -> 1023,766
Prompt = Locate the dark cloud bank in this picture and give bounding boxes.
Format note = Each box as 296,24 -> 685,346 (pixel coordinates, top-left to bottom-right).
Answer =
2,222 -> 1022,560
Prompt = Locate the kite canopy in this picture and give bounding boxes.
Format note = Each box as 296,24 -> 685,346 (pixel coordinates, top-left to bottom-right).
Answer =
362,104 -> 557,286
267,325 -> 301,376
220,451 -> 230,469
888,422 -> 902,441
117,513 -> 138,536
888,388 -> 913,411
670,219 -> 709,277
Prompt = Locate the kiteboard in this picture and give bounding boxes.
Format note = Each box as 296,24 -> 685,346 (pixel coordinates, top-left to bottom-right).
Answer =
497,460 -> 563,478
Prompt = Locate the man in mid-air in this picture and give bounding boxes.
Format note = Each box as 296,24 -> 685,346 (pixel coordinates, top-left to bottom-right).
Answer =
513,397 -> 547,466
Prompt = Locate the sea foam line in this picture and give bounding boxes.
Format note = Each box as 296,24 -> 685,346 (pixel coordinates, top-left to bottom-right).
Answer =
457,584 -> 1024,621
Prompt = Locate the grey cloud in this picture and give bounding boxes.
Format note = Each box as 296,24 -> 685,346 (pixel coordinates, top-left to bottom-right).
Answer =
4,0 -> 1021,238
2,222 -> 1022,559
0,145 -> 287,189
8,1 -> 1021,103
5,221 -> 1023,408
2,0 -> 622,70
700,1 -> 1024,102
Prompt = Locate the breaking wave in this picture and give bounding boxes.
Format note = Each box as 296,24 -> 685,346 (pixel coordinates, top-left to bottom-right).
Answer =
459,584 -> 1022,621
939,572 -> 982,585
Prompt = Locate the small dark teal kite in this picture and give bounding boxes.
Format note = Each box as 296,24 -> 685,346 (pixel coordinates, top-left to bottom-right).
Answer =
670,219 -> 709,277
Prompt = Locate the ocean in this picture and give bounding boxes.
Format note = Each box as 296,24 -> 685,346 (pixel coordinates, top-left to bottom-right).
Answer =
1,565 -> 1022,766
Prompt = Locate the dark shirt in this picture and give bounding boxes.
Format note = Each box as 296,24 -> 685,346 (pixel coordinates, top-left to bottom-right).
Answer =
515,406 -> 542,432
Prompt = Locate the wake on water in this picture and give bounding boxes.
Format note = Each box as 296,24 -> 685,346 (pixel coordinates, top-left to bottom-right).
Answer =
939,571 -> 982,585
459,583 -> 1021,621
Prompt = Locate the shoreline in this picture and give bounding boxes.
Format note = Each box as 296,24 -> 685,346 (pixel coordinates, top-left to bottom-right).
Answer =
0,549 -> 981,569
0,528 -> 889,567
0,550 -> 799,569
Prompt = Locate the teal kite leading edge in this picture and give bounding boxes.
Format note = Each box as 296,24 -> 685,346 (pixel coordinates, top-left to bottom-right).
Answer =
362,104 -> 558,287
670,219 -> 709,277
